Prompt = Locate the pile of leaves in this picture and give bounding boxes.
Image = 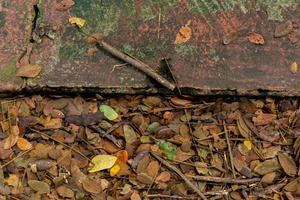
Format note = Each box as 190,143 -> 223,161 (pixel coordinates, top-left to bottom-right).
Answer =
0,95 -> 300,200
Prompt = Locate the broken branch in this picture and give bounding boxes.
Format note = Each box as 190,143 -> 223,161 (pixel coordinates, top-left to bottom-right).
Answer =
151,153 -> 207,200
190,175 -> 260,184
96,41 -> 175,91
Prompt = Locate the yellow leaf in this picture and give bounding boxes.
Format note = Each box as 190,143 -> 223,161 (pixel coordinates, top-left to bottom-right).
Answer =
110,164 -> 121,177
244,140 -> 252,150
5,174 -> 20,187
89,155 -> 117,173
17,138 -> 33,151
69,17 -> 86,28
290,62 -> 298,74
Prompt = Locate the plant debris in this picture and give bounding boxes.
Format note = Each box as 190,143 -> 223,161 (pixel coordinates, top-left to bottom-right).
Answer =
0,95 -> 300,199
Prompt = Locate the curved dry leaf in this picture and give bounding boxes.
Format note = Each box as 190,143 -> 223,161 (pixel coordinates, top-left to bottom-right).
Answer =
3,134 -> 19,149
254,159 -> 280,175
155,171 -> 171,183
16,64 -> 42,78
237,115 -> 250,138
274,20 -> 293,38
252,113 -> 277,126
170,97 -> 192,106
89,154 -> 117,173
56,185 -> 74,198
82,179 -> 102,194
28,180 -> 50,194
278,152 -> 297,176
257,130 -> 280,142
123,124 -> 137,144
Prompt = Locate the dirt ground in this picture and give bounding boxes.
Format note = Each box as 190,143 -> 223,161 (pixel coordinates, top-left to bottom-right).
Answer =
0,95 -> 299,200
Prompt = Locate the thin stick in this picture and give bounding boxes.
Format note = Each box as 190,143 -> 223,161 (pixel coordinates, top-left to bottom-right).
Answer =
96,41 -> 175,90
189,175 -> 260,184
223,121 -> 236,178
151,153 -> 207,200
0,148 -> 32,168
29,128 -> 91,161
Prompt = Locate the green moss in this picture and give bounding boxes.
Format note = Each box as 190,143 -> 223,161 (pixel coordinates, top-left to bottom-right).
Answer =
123,43 -> 156,60
0,58 -> 17,83
209,49 -> 220,62
72,0 -> 136,36
175,44 -> 197,56
256,0 -> 299,21
141,0 -> 178,22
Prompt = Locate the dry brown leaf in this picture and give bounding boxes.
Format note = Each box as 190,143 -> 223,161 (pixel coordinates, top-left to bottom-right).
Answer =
56,185 -> 74,198
146,160 -> 159,178
16,64 -> 42,78
274,20 -> 294,38
82,178 -> 102,194
155,171 -> 171,183
254,159 -> 280,175
223,31 -> 238,45
278,152 -> 297,176
170,97 -> 192,106
56,0 -> 75,11
252,112 -> 277,126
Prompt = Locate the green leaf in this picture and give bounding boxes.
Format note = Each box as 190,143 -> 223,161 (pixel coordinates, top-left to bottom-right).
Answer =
89,155 -> 117,173
147,122 -> 160,133
158,140 -> 176,160
99,105 -> 119,121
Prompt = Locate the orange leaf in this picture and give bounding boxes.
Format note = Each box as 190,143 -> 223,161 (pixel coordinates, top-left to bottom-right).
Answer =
174,20 -> 192,44
247,33 -> 264,45
17,138 -> 32,151
114,150 -> 128,163
110,164 -> 121,177
16,64 -> 43,78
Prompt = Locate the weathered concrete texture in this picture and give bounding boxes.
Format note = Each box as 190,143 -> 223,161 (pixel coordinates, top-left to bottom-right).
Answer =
1,0 -> 300,95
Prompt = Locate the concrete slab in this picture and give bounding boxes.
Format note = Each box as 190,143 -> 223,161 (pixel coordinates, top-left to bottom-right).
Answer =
1,0 -> 300,95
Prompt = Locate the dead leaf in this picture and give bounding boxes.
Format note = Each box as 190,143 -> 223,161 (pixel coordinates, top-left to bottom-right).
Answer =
85,47 -> 98,57
69,17 -> 86,28
28,180 -> 50,194
56,185 -> 74,198
87,33 -> 104,45
82,178 -> 102,194
5,174 -> 19,187
290,62 -> 298,74
278,152 -> 297,176
252,112 -> 276,126
17,138 -> 32,151
16,64 -> 42,78
89,154 -> 117,173
170,97 -> 192,106
254,159 -> 280,175
123,124 -> 137,144
146,160 -> 159,178
155,171 -> 171,183
174,20 -> 192,44
247,33 -> 264,45
137,172 -> 153,184
223,31 -> 238,45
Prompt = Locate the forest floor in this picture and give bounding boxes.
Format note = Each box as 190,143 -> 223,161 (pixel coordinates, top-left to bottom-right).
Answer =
0,95 -> 299,200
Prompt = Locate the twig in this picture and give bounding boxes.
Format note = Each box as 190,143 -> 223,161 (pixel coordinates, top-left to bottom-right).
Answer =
29,128 -> 91,161
96,41 -> 175,90
223,121 -> 236,178
189,175 -> 260,184
0,148 -> 32,168
151,153 -> 207,200
89,125 -> 122,148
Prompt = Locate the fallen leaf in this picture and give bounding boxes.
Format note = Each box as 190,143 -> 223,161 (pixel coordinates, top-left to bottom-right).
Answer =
175,20 -> 192,44
5,174 -> 19,187
3,134 -> 19,149
247,33 -> 264,45
99,105 -> 118,121
158,140 -> 176,160
137,172 -> 153,184
254,159 -> 280,175
155,171 -> 171,183
110,164 -> 121,176
170,97 -> 192,106
237,115 -> 251,138
69,17 -> 86,28
114,150 -> 129,163
243,140 -> 252,150
257,130 -> 280,142
85,47 -> 98,57
252,112 -> 276,126
56,185 -> 74,198
28,180 -> 50,194
16,138 -> 32,151
261,172 -> 276,184
223,31 -> 238,45
82,178 -> 102,194
41,118 -> 62,129
146,160 -> 159,178
89,154 -> 117,173
290,62 -> 298,74
16,64 -> 42,78
278,152 -> 297,176
131,191 -> 141,200
123,124 -> 137,144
